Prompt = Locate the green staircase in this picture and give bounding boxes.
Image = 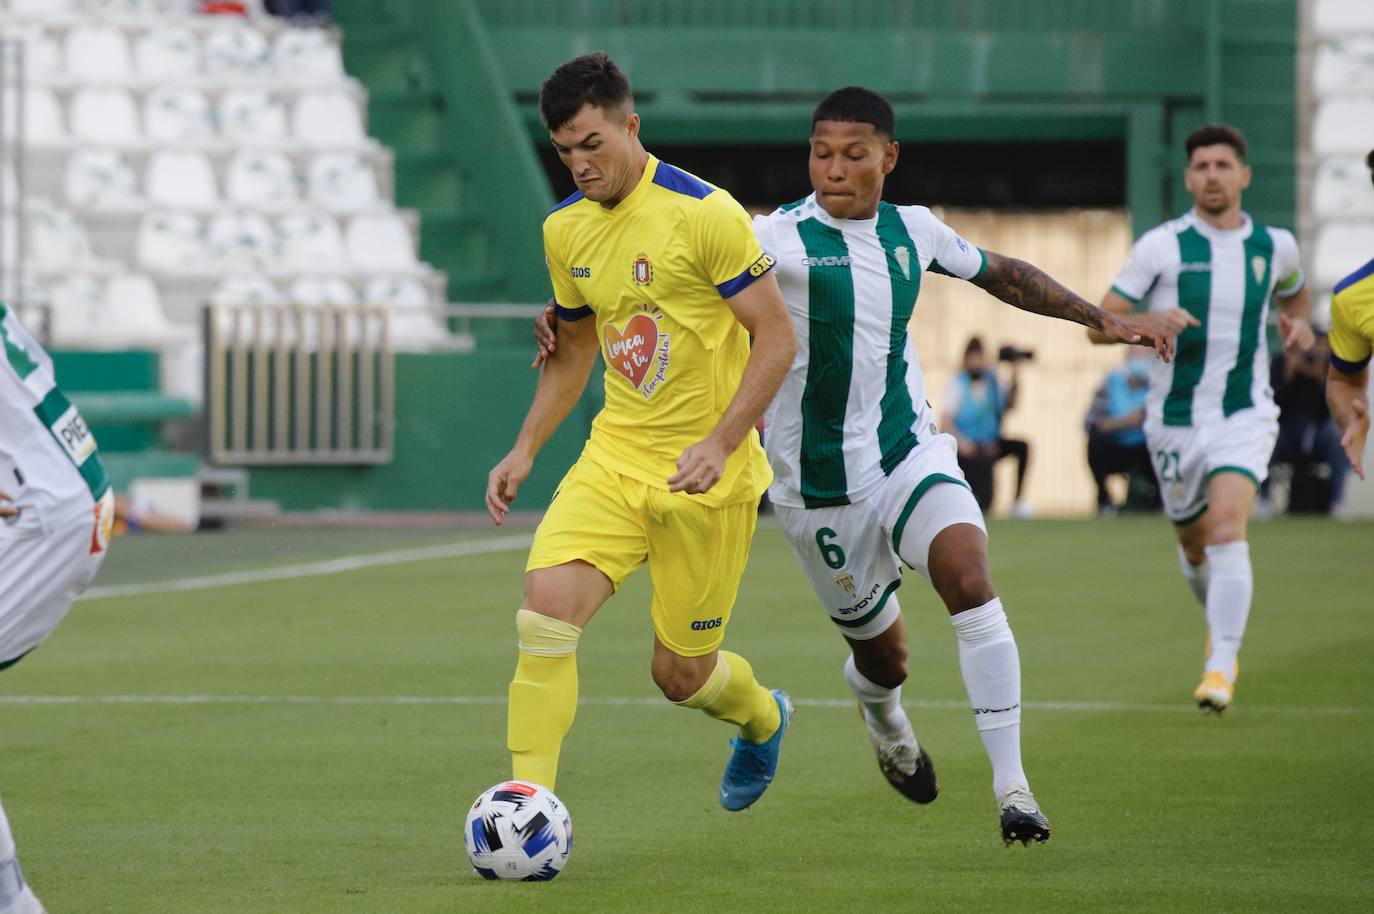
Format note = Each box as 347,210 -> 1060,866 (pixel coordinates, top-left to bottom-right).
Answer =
332,0 -> 554,303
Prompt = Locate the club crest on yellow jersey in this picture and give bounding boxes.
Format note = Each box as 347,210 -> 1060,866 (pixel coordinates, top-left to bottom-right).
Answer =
632,252 -> 654,286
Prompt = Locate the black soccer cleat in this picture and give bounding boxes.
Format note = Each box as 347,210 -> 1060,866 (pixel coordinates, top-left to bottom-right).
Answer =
876,742 -> 939,805
999,787 -> 1051,846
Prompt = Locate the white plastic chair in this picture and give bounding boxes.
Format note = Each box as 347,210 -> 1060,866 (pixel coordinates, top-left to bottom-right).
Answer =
64,148 -> 143,209
363,275 -> 431,310
225,150 -> 299,209
49,277 -> 110,347
3,87 -> 67,146
1313,156 -> 1374,219
65,27 -> 135,82
146,150 -> 219,208
70,87 -> 142,146
288,274 -> 358,307
272,28 -> 345,84
1313,0 -> 1374,36
346,213 -> 416,271
136,210 -> 207,271
306,152 -> 380,211
88,0 -> 164,17
207,211 -> 278,268
28,208 -> 95,270
145,87 -> 215,145
9,26 -> 63,83
219,90 -> 289,145
134,27 -> 202,80
1314,222 -> 1374,287
210,273 -> 283,307
7,0 -> 82,17
293,91 -> 366,147
1314,39 -> 1374,97
105,274 -> 184,341
1312,100 -> 1374,156
204,24 -> 271,78
278,211 -> 346,270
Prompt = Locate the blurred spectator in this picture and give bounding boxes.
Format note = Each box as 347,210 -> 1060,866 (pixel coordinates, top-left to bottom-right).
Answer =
941,336 -> 1032,517
264,0 -> 333,24
1084,350 -> 1159,516
1265,332 -> 1348,515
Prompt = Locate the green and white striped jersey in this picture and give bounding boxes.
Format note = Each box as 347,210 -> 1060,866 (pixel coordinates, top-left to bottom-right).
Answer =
1111,210 -> 1304,428
755,194 -> 985,509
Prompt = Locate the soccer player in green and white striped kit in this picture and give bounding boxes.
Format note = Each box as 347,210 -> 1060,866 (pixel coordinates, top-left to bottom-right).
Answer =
536,87 -> 1169,844
1091,124 -> 1313,714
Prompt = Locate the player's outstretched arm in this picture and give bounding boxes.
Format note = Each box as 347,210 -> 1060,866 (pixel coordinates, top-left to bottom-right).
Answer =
1276,286 -> 1316,356
1327,362 -> 1370,481
668,271 -> 795,494
972,251 -> 1174,361
486,314 -> 600,524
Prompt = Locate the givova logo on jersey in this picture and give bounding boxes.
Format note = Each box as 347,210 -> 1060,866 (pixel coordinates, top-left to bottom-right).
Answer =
604,306 -> 671,400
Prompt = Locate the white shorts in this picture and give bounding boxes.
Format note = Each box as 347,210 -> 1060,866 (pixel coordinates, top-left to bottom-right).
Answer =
0,489 -> 113,668
1145,409 -> 1279,525
774,434 -> 986,640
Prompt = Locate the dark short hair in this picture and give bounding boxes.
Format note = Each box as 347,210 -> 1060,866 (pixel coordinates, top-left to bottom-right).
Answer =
964,337 -> 984,358
1185,123 -> 1247,162
1367,148 -> 1374,187
538,52 -> 633,132
812,86 -> 895,139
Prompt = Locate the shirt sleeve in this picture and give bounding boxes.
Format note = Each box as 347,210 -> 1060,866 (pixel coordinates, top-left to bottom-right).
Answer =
1329,287 -> 1373,372
1110,232 -> 1165,305
1270,228 -> 1306,299
542,220 -> 591,322
694,191 -> 775,299
751,213 -> 778,260
920,210 -> 985,280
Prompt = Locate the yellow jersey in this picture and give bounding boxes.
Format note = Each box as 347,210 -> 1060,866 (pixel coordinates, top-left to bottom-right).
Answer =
542,154 -> 775,507
1330,257 -> 1374,374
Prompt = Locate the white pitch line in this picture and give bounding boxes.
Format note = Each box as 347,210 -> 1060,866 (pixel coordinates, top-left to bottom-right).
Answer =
78,534 -> 534,602
1,694 -> 1369,717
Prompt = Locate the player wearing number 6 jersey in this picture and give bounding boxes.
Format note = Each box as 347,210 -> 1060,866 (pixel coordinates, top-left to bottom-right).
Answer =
1091,124 -> 1313,714
2,300 -> 114,914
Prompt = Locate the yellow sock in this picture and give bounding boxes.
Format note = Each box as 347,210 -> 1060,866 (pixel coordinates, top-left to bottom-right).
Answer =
676,651 -> 780,744
507,609 -> 581,790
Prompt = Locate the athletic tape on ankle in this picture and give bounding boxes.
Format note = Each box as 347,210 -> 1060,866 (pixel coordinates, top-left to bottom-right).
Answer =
516,608 -> 583,656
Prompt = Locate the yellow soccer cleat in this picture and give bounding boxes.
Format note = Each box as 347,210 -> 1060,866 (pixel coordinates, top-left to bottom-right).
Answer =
1194,670 -> 1234,714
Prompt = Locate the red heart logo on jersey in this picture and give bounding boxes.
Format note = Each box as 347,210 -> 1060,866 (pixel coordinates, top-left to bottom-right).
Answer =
604,314 -> 658,389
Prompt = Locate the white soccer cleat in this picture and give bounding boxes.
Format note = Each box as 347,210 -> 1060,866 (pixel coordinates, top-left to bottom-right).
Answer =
863,714 -> 938,804
998,784 -> 1051,846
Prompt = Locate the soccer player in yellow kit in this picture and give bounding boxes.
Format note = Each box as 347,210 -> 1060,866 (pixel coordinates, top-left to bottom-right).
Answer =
485,53 -> 797,810
1326,149 -> 1374,483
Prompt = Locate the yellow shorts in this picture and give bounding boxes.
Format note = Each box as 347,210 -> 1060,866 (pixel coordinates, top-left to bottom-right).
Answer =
525,456 -> 759,657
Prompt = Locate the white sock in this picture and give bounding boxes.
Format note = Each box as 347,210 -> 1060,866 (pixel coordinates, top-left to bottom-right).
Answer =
1203,541 -> 1252,680
951,598 -> 1029,797
842,653 -> 914,745
0,796 -> 24,911
1177,545 -> 1210,609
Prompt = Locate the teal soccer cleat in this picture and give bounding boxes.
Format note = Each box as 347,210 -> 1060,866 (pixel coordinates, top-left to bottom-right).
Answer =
719,690 -> 795,812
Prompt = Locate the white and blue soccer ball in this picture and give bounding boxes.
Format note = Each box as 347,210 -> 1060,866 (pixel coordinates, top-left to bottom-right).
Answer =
464,780 -> 572,881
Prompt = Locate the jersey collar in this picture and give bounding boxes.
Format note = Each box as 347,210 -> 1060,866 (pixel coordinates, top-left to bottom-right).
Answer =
1185,207 -> 1253,242
806,192 -> 882,231
592,154 -> 658,218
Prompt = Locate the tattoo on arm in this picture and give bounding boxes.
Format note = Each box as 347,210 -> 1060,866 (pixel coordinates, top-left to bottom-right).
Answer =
971,251 -> 1106,331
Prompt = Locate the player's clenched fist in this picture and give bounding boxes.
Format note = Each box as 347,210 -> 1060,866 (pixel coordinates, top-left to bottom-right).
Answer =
668,435 -> 729,494
487,450 -> 533,525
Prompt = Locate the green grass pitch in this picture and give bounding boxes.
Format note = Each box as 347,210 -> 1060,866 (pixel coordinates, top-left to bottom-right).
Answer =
2,517 -> 1371,913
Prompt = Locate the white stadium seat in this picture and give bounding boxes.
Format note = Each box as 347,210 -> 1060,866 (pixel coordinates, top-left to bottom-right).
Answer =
10,26 -> 63,83
289,275 -> 358,307
28,208 -> 96,270
88,0 -> 165,17
137,210 -> 206,271
225,150 -> 300,208
1313,38 -> 1374,96
1312,156 -> 1374,219
364,275 -> 431,310
7,0 -> 82,17
278,211 -> 346,269
146,150 -> 219,208
49,277 -> 110,346
211,273 -> 283,307
293,91 -> 367,147
207,211 -> 278,268
272,28 -> 346,84
203,24 -> 271,78
135,27 -> 202,80
65,148 -> 143,209
1311,100 -> 1374,155
219,90 -> 290,145
346,213 -> 416,271
104,274 -> 185,341
1313,0 -> 1374,36
144,87 -> 215,144
65,27 -> 134,83
1314,221 -> 1374,287
3,88 -> 68,146
70,87 -> 142,146
307,152 -> 380,211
